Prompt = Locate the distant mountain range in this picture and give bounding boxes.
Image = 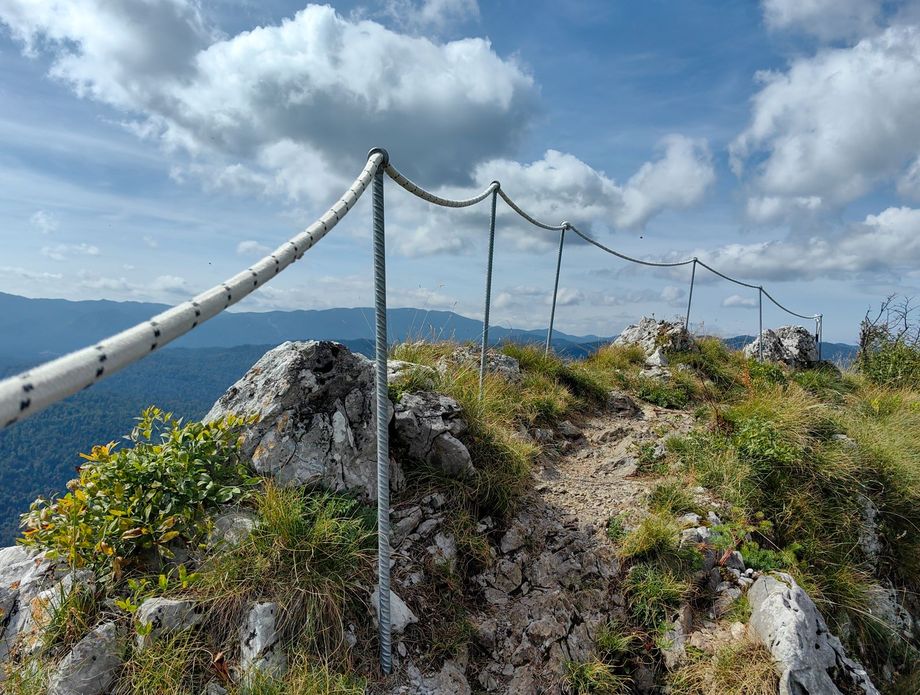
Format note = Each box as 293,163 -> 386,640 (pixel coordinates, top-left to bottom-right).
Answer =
0,292 -> 857,544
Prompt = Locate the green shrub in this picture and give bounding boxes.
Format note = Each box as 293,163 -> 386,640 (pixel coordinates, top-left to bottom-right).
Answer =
20,407 -> 257,579
605,514 -> 627,543
618,514 -> 679,561
624,564 -> 689,628
859,338 -> 920,388
636,377 -> 691,409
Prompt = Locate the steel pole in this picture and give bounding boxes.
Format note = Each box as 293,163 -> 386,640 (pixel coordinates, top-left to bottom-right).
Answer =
545,226 -> 567,354
684,258 -> 697,331
369,148 -> 392,674
758,287 -> 764,362
479,186 -> 499,398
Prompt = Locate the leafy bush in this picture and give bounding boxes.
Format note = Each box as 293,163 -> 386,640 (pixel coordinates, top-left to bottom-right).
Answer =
20,407 -> 257,579
858,295 -> 920,388
636,377 -> 691,409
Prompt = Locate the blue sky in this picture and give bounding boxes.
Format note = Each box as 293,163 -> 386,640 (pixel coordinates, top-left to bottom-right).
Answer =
1,0 -> 919,342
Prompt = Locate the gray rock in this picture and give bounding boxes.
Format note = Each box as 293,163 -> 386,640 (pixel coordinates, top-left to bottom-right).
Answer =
22,570 -> 95,656
607,391 -> 642,418
47,622 -> 122,695
744,326 -> 818,369
204,682 -> 228,695
239,602 -> 287,681
676,512 -> 701,528
867,582 -> 915,641
748,573 -> 879,695
661,604 -> 692,669
370,586 -> 418,635
556,420 -> 584,439
135,598 -> 202,648
439,346 -> 521,383
725,551 -> 745,572
857,495 -> 882,570
394,391 -> 474,478
613,317 -> 695,363
423,659 -> 471,695
385,360 -> 438,389
206,341 -> 397,500
209,509 -> 259,549
0,546 -> 54,668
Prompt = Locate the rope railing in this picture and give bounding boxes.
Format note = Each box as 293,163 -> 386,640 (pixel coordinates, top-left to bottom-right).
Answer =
0,147 -> 824,673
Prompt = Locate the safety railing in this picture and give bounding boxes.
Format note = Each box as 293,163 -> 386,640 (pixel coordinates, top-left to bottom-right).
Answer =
0,148 -> 822,672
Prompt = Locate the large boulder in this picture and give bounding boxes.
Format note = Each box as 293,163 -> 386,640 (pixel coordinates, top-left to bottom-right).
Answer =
748,573 -> 878,695
614,317 -> 694,365
0,546 -> 55,669
744,326 -> 818,369
394,392 -> 475,478
205,341 -> 398,500
47,621 -> 122,695
437,346 -> 522,383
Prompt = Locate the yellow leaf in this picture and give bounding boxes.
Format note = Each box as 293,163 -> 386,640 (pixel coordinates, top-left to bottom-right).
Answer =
158,531 -> 180,544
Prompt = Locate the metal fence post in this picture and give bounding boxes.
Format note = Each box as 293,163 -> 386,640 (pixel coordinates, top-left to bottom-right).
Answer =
816,314 -> 823,362
545,224 -> 567,354
479,184 -> 499,398
684,258 -> 697,331
758,287 -> 764,362
369,148 -> 392,675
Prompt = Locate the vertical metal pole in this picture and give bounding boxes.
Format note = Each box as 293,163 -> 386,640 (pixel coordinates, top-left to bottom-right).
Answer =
816,314 -> 823,361
684,258 -> 697,331
758,287 -> 764,362
369,148 -> 391,674
479,185 -> 499,398
545,225 -> 567,354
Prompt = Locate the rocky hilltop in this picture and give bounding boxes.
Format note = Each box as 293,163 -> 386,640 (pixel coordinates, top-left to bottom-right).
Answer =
1,319 -> 917,694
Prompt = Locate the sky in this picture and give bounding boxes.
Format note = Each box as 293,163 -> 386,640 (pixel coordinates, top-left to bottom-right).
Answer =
1,0 -> 920,343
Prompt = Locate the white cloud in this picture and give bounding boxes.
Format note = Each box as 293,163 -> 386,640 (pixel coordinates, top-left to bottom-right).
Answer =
382,0 -> 480,34
40,243 -> 100,261
731,25 -> 920,221
142,235 -> 158,248
722,293 -> 758,308
29,210 -> 59,234
694,206 -> 920,280
77,271 -> 189,297
0,265 -> 63,281
761,0 -> 881,41
149,275 -> 189,293
0,2 -> 536,195
236,240 -> 272,256
660,285 -> 686,303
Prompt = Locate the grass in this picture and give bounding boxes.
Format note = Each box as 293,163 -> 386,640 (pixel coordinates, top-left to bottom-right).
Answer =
624,564 -> 690,629
236,654 -> 366,695
113,631 -> 211,695
647,479 -> 697,516
594,621 -> 638,666
563,659 -> 631,694
668,640 -> 779,695
197,484 -> 375,656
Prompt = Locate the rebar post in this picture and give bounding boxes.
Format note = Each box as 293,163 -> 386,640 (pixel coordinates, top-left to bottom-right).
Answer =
685,258 -> 697,331
479,185 -> 499,398
817,314 -> 823,362
758,287 -> 764,362
545,225 -> 567,354
369,148 -> 392,674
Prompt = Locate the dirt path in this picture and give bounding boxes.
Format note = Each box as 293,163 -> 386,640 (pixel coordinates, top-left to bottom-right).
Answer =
534,399 -> 696,535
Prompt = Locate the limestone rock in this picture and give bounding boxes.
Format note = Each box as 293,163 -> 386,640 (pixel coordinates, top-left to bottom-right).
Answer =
386,360 -> 438,389
205,341 -> 397,500
135,597 -> 202,648
209,509 -> 259,549
394,391 -> 474,478
743,326 -> 818,369
438,346 -> 521,383
607,391 -> 642,418
614,317 -> 695,363
370,586 -> 418,635
47,622 -> 122,695
0,546 -> 54,668
748,573 -> 879,695
239,602 -> 287,681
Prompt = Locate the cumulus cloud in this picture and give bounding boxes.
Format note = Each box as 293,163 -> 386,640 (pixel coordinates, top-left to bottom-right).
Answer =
731,25 -> 920,221
0,2 -> 536,194
29,210 -> 59,234
694,206 -> 920,280
761,0 -> 882,41
382,0 -> 480,34
40,243 -> 100,261
236,240 -> 272,256
722,293 -> 758,308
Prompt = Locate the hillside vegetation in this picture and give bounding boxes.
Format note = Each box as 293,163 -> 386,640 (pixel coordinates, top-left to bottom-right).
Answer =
1,316 -> 917,694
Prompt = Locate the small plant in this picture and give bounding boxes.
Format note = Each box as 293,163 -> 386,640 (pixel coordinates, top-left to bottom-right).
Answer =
647,480 -> 697,516
669,639 -> 779,695
563,659 -> 630,694
113,630 -> 210,695
39,581 -> 98,653
624,563 -> 689,628
20,407 -> 257,579
618,514 -> 679,561
636,377 -> 691,409
605,514 -> 627,543
636,442 -> 668,475
723,594 -> 752,623
594,621 -> 637,666
240,654 -> 367,695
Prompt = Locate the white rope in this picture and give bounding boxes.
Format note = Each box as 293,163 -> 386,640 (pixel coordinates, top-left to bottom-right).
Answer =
0,153 -> 385,429
496,189 -> 567,231
385,163 -> 498,208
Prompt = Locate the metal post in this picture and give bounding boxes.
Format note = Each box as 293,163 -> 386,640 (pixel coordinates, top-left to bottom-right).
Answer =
816,314 -> 823,361
369,148 -> 392,674
758,287 -> 764,362
545,225 -> 567,354
684,258 -> 697,331
479,185 -> 499,398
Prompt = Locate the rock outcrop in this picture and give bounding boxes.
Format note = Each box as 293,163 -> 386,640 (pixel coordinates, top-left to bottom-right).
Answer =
748,572 -> 879,695
394,392 -> 475,478
437,346 -> 522,383
614,317 -> 694,366
46,621 -> 122,695
743,326 -> 818,369
206,340 -> 398,500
